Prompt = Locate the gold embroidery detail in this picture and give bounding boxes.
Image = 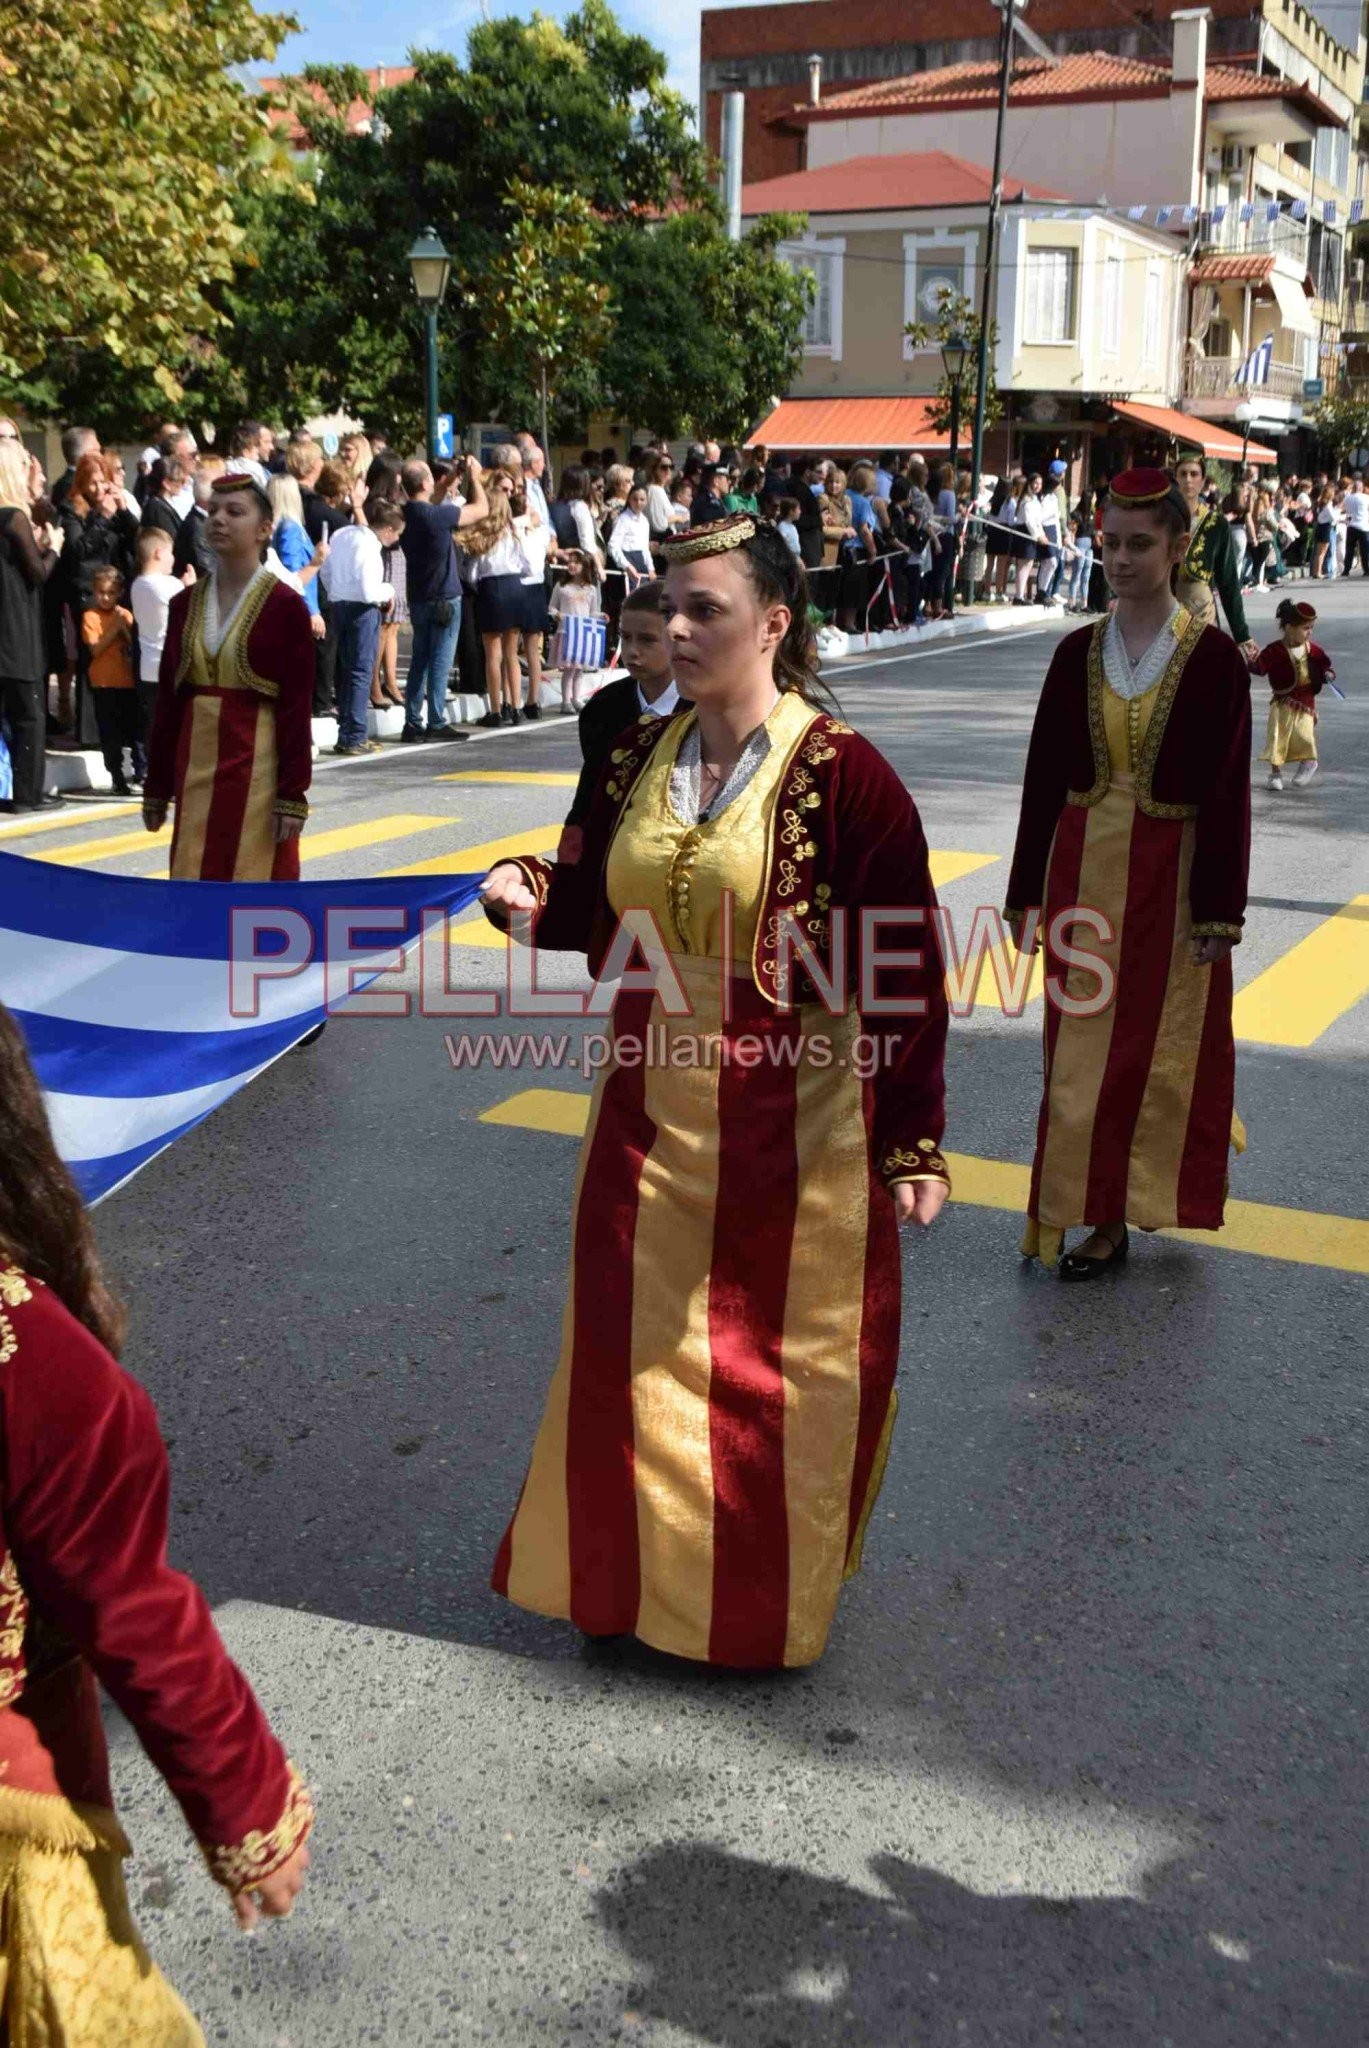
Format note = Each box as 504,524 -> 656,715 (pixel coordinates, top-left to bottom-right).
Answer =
1191,920 -> 1243,941
273,797 -> 309,821
666,828 -> 703,952
0,1267 -> 32,1369
882,1144 -> 950,1186
1073,615 -> 1202,819
205,1765 -> 314,1893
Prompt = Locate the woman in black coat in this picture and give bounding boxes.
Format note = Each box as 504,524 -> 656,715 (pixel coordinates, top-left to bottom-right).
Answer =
0,443 -> 60,810
57,451 -> 139,749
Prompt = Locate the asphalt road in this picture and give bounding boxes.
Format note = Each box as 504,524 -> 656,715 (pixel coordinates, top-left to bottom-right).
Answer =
67,584 -> 1369,2044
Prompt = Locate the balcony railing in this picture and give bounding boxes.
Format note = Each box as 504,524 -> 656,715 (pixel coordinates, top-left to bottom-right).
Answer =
1201,213 -> 1310,267
1183,356 -> 1306,400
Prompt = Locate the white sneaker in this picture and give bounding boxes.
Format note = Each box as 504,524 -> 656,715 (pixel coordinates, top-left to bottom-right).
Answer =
1268,770 -> 1284,791
1293,760 -> 1319,787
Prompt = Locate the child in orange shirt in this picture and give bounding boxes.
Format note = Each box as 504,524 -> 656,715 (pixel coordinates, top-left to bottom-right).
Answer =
82,565 -> 142,794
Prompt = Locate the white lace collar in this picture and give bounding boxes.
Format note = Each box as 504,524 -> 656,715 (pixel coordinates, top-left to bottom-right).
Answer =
1103,607 -> 1184,702
669,697 -> 780,825
203,566 -> 267,656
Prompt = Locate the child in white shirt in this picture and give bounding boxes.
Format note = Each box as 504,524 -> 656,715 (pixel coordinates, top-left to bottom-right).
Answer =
549,552 -> 605,713
130,527 -> 190,765
607,486 -> 653,584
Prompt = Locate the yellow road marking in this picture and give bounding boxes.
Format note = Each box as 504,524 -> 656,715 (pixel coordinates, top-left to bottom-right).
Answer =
448,917 -> 511,950
384,824 -> 560,877
1232,894 -> 1369,1047
479,1087 -> 1369,1277
0,802 -> 141,841
929,851 -> 999,887
40,813 -> 459,873
38,824 -> 169,865
438,770 -> 579,787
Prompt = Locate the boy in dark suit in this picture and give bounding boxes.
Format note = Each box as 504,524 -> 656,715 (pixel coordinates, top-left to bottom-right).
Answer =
558,581 -> 687,862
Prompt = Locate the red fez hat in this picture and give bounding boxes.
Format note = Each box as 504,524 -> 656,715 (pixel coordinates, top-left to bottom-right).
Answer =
1108,467 -> 1177,505
1292,600 -> 1317,622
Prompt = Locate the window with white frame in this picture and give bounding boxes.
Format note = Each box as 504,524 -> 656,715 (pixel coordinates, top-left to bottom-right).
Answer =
1142,266 -> 1163,365
1023,246 -> 1076,343
786,240 -> 843,357
1313,124 -> 1351,192
901,232 -> 976,356
1101,250 -> 1123,354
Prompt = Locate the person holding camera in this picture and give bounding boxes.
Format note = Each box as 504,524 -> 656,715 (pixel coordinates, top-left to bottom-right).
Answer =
398,454 -> 489,741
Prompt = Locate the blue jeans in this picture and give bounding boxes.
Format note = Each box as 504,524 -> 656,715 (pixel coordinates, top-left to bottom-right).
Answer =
406,596 -> 462,730
332,601 -> 381,748
1069,539 -> 1093,607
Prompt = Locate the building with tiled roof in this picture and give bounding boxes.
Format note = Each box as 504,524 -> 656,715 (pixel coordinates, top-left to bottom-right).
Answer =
261,64 -> 416,149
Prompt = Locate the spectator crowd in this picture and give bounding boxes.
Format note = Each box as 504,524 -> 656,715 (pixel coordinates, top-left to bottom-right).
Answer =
1,409 -> 1364,810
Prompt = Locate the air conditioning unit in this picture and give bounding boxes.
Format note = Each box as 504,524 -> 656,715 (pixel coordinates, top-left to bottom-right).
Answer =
1219,145 -> 1245,175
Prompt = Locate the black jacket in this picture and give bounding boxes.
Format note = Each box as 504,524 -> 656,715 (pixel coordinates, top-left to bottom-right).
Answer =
565,676 -> 690,827
171,506 -> 215,581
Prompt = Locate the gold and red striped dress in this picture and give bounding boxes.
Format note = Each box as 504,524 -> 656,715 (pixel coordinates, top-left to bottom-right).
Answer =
1009,610 -> 1251,1264
144,570 -> 314,881
491,689 -> 949,1668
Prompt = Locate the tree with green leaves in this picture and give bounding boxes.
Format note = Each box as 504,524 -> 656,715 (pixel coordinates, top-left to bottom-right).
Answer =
1311,388 -> 1369,466
483,181 -> 614,455
904,289 -> 1001,441
0,0 -> 300,406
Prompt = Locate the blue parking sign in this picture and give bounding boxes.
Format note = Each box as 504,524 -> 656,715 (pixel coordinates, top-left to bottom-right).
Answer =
435,414 -> 455,459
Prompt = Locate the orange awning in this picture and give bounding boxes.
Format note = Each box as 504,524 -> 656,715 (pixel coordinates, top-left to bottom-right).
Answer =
746,396 -> 950,452
1111,399 -> 1278,464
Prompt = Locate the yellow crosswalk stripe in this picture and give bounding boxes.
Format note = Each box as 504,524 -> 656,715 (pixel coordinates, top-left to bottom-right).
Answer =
1231,895 -> 1369,1047
0,802 -> 141,841
384,824 -> 560,877
929,851 -> 999,887
40,813 -> 458,872
478,1086 -> 1369,1277
448,917 -> 511,950
38,825 -> 170,866
437,770 -> 579,787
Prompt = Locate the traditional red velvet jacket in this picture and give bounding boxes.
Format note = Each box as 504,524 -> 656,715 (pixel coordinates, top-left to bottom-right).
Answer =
1005,620 -> 1252,940
489,703 -> 950,1190
1251,639 -> 1334,721
144,576 -> 315,822
0,1268 -> 312,1891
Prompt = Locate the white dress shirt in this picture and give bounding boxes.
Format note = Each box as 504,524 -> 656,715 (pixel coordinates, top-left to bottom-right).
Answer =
318,524 -> 393,606
639,678 -> 680,717
609,507 -> 652,569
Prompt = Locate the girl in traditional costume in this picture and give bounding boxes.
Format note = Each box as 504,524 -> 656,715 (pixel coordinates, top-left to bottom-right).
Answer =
1172,454 -> 1257,664
1005,469 -> 1251,1282
480,516 -> 949,1668
0,1002 -> 311,2044
1254,598 -> 1333,792
142,474 -> 314,879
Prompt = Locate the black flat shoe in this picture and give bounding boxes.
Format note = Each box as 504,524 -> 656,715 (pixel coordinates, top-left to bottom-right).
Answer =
1058,1225 -> 1129,1282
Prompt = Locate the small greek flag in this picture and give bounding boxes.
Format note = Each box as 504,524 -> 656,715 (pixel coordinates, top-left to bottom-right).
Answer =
1212,204 -> 1227,226
1352,198 -> 1365,226
1290,198 -> 1307,221
1180,204 -> 1196,225
1156,205 -> 1173,227
561,614 -> 608,669
1266,201 -> 1281,222
1237,335 -> 1274,388
1127,204 -> 1147,221
1323,200 -> 1337,223
1240,203 -> 1254,224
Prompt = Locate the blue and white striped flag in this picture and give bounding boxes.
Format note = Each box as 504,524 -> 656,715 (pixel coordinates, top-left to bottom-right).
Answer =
1290,198 -> 1307,221
1240,203 -> 1254,224
560,614 -> 608,669
1127,204 -> 1147,221
1180,204 -> 1196,225
1212,204 -> 1227,226
0,854 -> 485,1203
1352,198 -> 1365,226
1236,335 -> 1274,388
1323,199 -> 1337,223
1266,201 -> 1281,222
1156,205 -> 1173,227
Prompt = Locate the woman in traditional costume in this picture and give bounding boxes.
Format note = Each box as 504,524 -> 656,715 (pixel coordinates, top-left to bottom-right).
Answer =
143,474 -> 314,879
1254,598 -> 1333,792
1172,454 -> 1257,664
1005,469 -> 1251,1281
480,515 -> 949,1668
0,1001 -> 311,2044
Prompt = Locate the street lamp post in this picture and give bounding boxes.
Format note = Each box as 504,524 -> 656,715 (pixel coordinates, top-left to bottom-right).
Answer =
407,226 -> 452,463
941,328 -> 970,613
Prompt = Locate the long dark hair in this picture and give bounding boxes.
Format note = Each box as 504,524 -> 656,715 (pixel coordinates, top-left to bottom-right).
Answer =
0,1003 -> 124,1354
734,522 -> 837,709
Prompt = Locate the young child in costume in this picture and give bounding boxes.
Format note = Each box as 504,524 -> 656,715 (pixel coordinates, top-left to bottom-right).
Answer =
1253,598 -> 1335,791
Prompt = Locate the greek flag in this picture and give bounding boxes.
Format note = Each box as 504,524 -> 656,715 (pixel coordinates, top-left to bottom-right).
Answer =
1266,201 -> 1281,222
1291,199 -> 1307,221
0,854 -> 485,1203
1212,204 -> 1227,226
1323,200 -> 1337,223
1127,204 -> 1147,221
1240,203 -> 1254,224
560,614 -> 608,669
1156,205 -> 1173,227
1237,335 -> 1274,388
1352,199 -> 1365,226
